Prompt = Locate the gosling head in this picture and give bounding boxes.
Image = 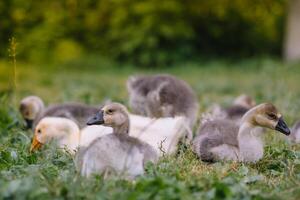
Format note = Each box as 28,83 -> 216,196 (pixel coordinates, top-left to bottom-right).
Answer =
244,103 -> 290,135
87,103 -> 129,133
19,96 -> 45,129
233,94 -> 256,109
30,117 -> 79,152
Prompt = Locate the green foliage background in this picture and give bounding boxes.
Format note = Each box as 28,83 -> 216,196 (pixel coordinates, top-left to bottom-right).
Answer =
0,0 -> 287,66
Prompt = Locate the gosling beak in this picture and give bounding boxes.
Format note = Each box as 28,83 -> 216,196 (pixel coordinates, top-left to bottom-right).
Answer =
30,135 -> 43,152
87,111 -> 104,125
25,119 -> 33,129
275,117 -> 290,135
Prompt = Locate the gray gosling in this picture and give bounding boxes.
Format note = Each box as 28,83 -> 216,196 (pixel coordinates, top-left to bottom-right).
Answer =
200,94 -> 256,126
193,103 -> 290,163
19,96 -> 98,129
76,103 -> 158,178
127,74 -> 199,128
225,94 -> 256,120
207,94 -> 256,122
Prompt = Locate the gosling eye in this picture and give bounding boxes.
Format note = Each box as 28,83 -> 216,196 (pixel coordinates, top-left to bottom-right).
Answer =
106,109 -> 114,115
267,113 -> 278,120
37,129 -> 42,134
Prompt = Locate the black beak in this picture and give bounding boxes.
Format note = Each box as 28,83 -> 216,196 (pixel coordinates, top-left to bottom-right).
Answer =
275,117 -> 290,135
87,111 -> 104,125
25,119 -> 33,129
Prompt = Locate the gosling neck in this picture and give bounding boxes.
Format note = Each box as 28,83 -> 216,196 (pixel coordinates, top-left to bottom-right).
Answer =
237,120 -> 264,162
113,119 -> 130,135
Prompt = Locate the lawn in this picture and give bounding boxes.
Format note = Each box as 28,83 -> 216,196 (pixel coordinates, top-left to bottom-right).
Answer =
0,58 -> 300,199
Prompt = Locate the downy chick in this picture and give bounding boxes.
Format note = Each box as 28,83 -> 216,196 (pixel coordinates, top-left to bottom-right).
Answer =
127,74 -> 198,129
193,103 -> 290,163
19,96 -> 99,129
76,103 -> 158,178
201,94 -> 256,125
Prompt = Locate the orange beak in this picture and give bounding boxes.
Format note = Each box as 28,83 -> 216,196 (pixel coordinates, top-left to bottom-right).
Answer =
30,134 -> 43,152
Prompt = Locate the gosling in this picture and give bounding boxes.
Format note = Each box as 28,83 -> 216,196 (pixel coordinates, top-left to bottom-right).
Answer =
76,103 -> 158,178
206,94 -> 256,123
19,96 -> 99,129
127,74 -> 198,128
193,103 -> 290,163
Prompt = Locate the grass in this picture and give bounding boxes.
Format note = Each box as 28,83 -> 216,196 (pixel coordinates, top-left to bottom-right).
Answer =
0,58 -> 300,199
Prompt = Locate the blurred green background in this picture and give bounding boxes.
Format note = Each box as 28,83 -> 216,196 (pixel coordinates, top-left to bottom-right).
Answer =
0,0 -> 287,66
